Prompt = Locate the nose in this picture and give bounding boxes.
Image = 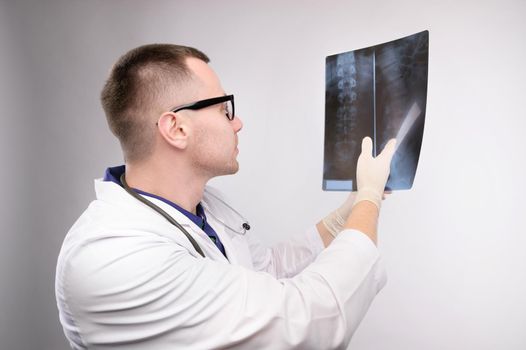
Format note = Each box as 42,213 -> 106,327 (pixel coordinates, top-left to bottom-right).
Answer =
231,116 -> 243,133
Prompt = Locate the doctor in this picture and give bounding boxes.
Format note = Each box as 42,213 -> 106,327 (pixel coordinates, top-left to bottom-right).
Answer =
56,44 -> 396,349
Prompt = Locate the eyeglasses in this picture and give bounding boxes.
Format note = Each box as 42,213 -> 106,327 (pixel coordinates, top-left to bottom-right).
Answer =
170,94 -> 235,120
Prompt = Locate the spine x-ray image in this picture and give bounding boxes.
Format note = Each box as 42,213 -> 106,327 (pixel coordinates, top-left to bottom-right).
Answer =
323,30 -> 429,191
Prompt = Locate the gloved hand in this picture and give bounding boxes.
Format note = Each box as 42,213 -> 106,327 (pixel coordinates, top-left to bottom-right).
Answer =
322,137 -> 396,237
322,192 -> 357,237
354,137 -> 396,209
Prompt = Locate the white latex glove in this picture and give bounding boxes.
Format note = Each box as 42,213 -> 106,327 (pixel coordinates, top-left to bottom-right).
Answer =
354,137 -> 397,209
322,192 -> 357,237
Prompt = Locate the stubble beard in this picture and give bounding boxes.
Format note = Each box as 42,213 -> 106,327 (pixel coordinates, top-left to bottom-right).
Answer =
190,145 -> 239,179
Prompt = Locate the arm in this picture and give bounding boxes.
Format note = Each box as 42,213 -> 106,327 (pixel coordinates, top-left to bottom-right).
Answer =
245,225 -> 325,278
317,196 -> 381,247
62,228 -> 384,349
249,137 -> 395,277
318,137 -> 396,246
344,200 -> 379,243
58,137 -> 396,349
317,220 -> 334,247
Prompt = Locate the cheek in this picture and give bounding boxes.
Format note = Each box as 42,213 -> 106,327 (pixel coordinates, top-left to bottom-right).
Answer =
196,125 -> 233,155
212,124 -> 235,147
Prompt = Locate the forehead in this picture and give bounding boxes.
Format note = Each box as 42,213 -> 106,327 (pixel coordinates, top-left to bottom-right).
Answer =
185,57 -> 225,98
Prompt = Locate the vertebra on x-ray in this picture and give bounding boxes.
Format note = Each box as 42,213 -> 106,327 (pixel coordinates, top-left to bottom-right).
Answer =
323,31 -> 428,191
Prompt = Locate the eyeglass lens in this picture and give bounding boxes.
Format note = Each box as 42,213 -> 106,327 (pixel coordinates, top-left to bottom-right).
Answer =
226,100 -> 234,120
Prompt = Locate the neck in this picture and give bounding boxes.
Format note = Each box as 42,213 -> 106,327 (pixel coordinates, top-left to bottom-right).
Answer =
124,159 -> 208,215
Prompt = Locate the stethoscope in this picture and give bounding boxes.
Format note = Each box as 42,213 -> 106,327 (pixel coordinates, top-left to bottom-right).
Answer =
120,174 -> 250,258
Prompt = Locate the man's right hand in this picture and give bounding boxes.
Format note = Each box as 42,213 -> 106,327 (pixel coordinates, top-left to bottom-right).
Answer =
354,137 -> 397,210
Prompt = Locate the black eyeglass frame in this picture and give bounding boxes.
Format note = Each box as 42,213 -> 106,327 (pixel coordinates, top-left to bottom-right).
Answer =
170,94 -> 235,120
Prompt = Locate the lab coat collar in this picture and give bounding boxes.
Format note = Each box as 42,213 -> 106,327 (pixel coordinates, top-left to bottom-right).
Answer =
103,165 -> 208,230
93,179 -> 230,263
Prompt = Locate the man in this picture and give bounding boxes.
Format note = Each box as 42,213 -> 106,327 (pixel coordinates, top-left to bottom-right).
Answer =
55,44 -> 396,349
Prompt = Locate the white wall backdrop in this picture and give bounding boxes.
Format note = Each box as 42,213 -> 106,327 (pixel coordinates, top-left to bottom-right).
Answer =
1,0 -> 525,349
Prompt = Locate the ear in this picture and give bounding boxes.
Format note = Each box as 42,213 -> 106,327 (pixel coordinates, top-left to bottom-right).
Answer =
157,112 -> 189,150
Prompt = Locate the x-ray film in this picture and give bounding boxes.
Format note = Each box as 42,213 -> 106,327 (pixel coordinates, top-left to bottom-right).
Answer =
323,30 -> 428,191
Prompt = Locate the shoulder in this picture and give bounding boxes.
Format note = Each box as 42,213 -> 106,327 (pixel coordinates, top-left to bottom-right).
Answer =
55,203 -> 200,320
55,221 -> 205,346
56,202 -> 178,291
56,194 -> 192,301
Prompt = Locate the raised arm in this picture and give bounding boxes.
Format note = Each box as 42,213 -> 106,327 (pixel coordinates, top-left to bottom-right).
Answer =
248,137 -> 396,278
318,137 -> 396,246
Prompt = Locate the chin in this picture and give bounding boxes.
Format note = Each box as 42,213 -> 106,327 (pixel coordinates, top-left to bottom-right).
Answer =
214,162 -> 239,177
228,159 -> 240,174
228,162 -> 239,174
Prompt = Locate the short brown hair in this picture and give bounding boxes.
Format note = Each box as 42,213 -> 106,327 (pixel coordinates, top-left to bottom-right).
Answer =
100,44 -> 209,162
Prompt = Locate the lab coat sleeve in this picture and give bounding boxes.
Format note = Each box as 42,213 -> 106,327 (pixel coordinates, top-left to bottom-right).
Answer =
204,185 -> 325,278
245,225 -> 326,278
59,228 -> 386,349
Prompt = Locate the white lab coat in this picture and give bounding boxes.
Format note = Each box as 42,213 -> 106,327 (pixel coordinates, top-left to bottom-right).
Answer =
55,179 -> 387,349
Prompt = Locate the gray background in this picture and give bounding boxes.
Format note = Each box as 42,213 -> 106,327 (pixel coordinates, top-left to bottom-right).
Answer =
1,0 -> 525,349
